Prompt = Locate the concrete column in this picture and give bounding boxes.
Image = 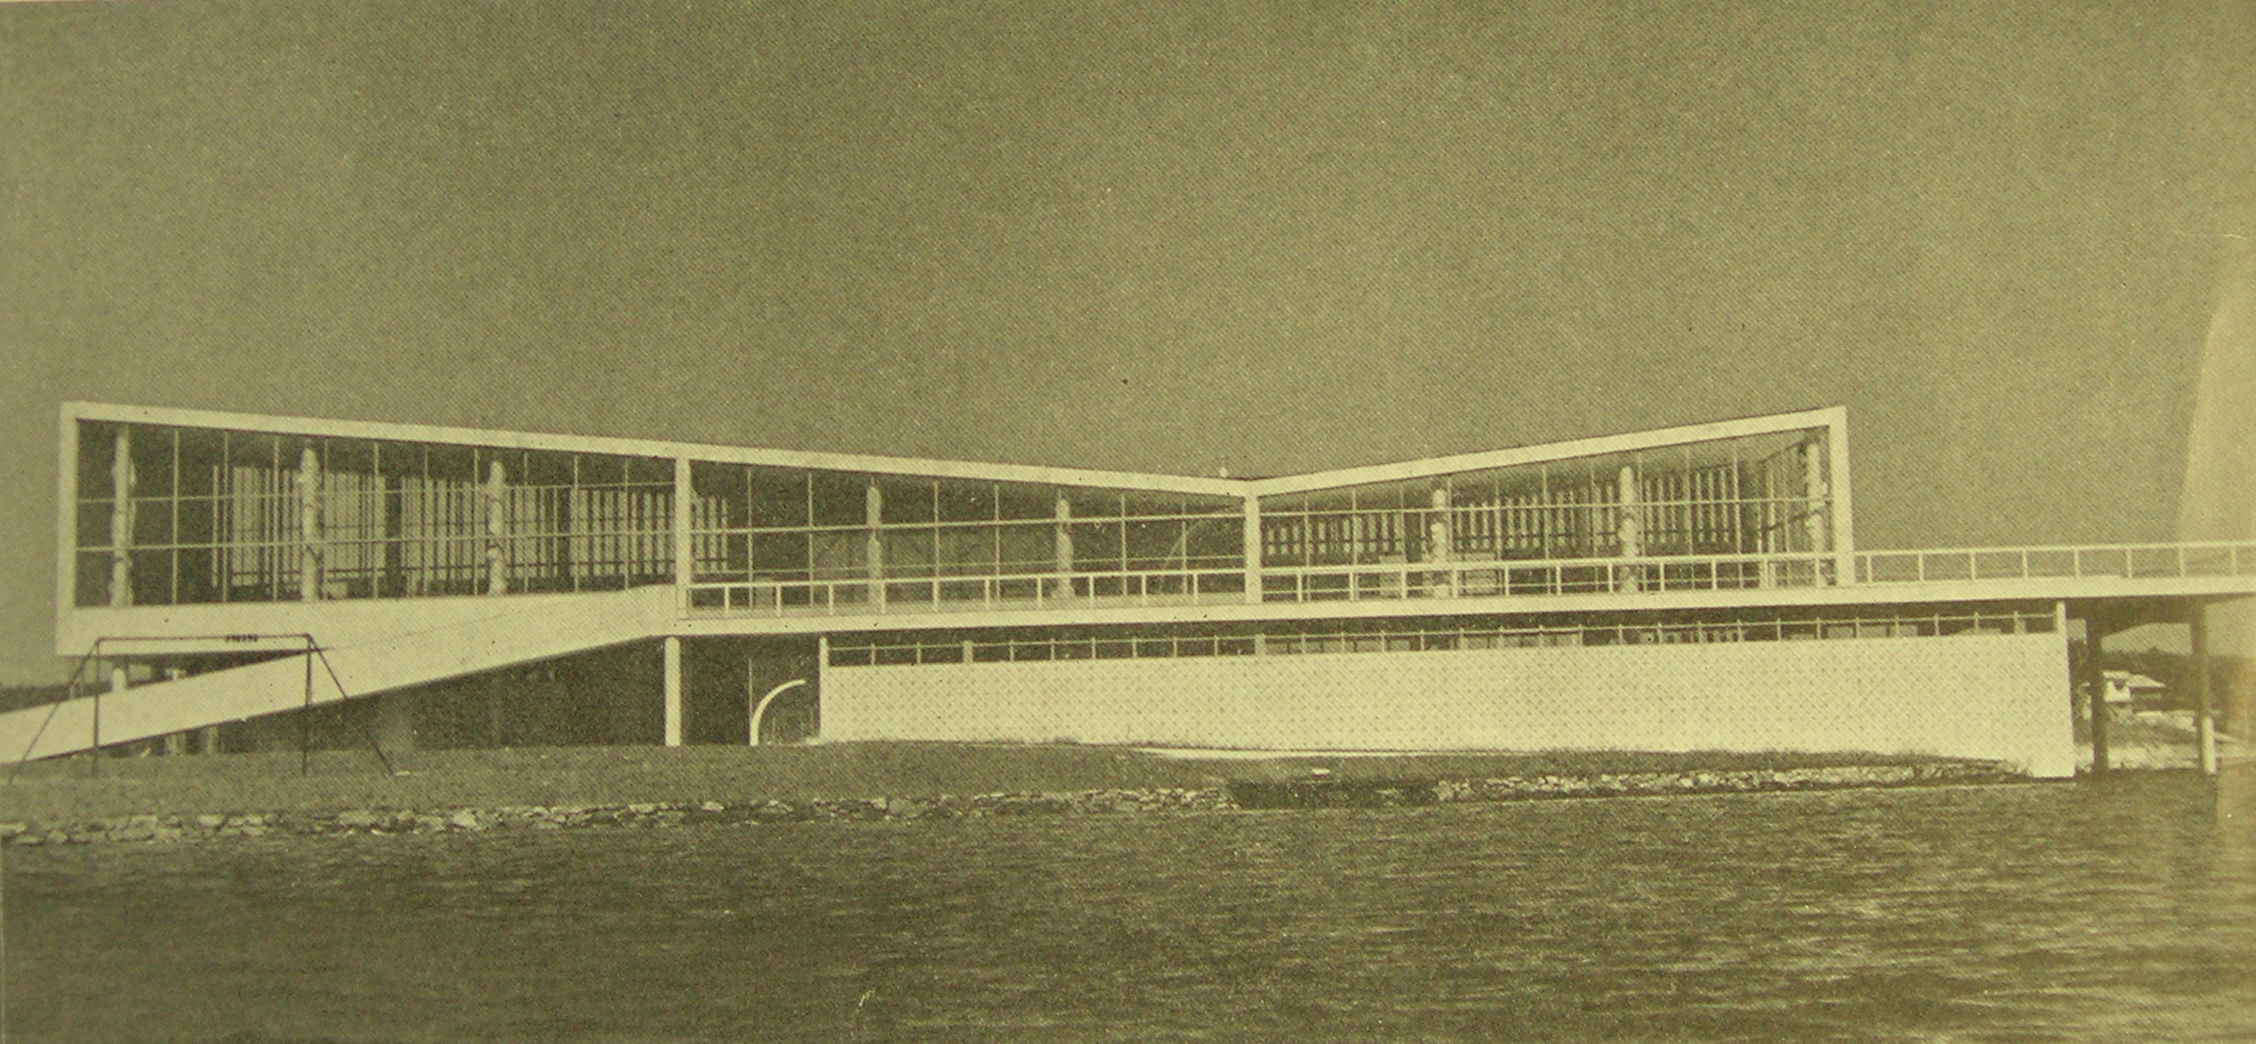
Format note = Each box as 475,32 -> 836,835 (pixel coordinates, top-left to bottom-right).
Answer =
484,458 -> 508,595
1617,464 -> 1641,593
1242,495 -> 1263,604
299,446 -> 323,601
2193,603 -> 2217,777
1427,485 -> 1454,598
1802,442 -> 1829,555
110,426 -> 134,607
864,480 -> 884,609
380,472 -> 405,597
1826,416 -> 1855,584
1051,492 -> 1074,599
662,636 -> 684,747
199,726 -> 221,755
2083,618 -> 2111,777
672,457 -> 694,603
1616,465 -> 1641,557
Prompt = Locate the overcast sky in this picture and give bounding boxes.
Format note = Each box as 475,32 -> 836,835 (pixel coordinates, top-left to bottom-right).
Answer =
3,1 -> 2251,681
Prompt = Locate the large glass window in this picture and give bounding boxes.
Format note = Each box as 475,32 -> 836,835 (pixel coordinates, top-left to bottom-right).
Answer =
75,420 -> 674,606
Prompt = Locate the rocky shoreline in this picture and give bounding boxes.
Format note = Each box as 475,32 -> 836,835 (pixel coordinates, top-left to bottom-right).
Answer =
1,761 -> 2023,847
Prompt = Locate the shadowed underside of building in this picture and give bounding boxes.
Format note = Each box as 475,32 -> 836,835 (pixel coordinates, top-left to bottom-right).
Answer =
9,402 -> 2252,779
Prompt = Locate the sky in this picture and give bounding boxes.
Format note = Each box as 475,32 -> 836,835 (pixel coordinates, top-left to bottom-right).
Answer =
2,0 -> 2252,681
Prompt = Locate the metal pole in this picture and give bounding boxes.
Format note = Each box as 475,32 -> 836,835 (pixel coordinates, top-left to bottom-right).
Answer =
300,639 -> 315,776
2193,603 -> 2217,777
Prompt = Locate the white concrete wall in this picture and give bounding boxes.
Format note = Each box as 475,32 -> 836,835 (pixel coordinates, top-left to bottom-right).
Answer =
823,632 -> 2077,777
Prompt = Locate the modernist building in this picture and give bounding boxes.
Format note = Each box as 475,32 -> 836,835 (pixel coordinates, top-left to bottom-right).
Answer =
9,402 -> 2253,778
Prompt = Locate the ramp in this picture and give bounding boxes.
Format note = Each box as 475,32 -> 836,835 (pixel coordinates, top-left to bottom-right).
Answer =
5,586 -> 678,763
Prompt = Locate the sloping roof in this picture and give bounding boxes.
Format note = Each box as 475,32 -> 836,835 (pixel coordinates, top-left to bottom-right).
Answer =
64,401 -> 1843,500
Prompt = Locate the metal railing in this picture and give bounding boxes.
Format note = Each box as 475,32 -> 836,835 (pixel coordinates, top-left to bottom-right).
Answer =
1855,541 -> 2256,586
827,606 -> 2061,667
1255,552 -> 1835,603
685,567 -> 1249,617
681,541 -> 2256,619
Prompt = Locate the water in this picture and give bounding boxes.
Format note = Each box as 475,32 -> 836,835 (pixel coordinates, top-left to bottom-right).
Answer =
6,775 -> 2253,1043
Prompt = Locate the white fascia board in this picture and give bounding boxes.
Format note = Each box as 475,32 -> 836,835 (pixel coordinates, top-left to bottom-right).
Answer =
61,402 -> 1242,498
1247,406 -> 1846,497
672,572 -> 2255,638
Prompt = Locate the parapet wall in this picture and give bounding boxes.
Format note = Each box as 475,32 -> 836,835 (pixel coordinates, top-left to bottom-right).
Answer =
823,632 -> 2077,777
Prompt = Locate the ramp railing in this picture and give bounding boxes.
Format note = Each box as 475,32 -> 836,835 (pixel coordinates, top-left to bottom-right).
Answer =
1854,541 -> 2256,586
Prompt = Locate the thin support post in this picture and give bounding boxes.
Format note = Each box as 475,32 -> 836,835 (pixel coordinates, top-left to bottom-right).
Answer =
299,445 -> 323,602
1427,485 -> 1453,598
2193,604 -> 2217,777
299,640 -> 315,776
672,457 -> 694,608
111,426 -> 134,607
2086,616 -> 2110,778
864,480 -> 884,610
484,458 -> 508,596
662,636 -> 683,747
1052,492 -> 1074,600
1242,495 -> 1263,604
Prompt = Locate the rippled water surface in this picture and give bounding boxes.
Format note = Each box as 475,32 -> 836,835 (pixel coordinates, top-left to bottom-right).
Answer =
8,774 -> 2254,1042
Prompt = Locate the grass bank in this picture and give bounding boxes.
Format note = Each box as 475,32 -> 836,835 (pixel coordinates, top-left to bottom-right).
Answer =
2,742 -> 1980,822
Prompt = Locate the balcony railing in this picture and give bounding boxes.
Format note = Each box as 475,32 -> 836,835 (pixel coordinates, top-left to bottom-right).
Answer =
686,567 -> 1249,617
679,542 -> 2256,619
1854,541 -> 2256,586
1255,552 -> 1836,603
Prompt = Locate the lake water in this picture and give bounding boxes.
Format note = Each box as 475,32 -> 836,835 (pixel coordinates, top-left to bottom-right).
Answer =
6,773 -> 2253,1043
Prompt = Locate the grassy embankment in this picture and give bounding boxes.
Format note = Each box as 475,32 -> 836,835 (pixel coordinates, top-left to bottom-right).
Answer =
2,742 -> 1970,822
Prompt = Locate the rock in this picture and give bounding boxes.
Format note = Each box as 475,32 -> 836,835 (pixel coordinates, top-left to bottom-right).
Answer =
336,810 -> 384,829
449,810 -> 485,831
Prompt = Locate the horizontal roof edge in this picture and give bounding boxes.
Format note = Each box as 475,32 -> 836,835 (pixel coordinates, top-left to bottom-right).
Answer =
59,401 -> 1244,497
62,402 -> 1845,499
1246,406 -> 1845,496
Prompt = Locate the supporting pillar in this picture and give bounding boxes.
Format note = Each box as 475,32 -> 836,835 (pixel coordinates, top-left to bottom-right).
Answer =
199,726 -> 221,755
484,458 -> 508,595
110,426 -> 134,607
1242,495 -> 1263,604
1802,441 -> 1828,555
2193,603 -> 2217,777
1427,485 -> 1454,597
1616,464 -> 1641,592
2084,615 -> 2111,777
864,480 -> 884,609
380,471 -> 405,597
1826,413 -> 1855,584
298,445 -> 323,601
672,457 -> 694,605
1051,492 -> 1074,599
662,636 -> 684,747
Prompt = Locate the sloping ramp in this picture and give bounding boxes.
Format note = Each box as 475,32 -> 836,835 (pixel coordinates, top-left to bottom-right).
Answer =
5,586 -> 678,763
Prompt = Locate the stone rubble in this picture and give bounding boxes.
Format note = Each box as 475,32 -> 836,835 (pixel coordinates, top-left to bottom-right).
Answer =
0,762 -> 2020,846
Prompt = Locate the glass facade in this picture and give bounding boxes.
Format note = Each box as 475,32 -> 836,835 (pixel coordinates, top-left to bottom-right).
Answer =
685,463 -> 1246,612
69,415 -> 1842,612
74,421 -> 674,606
1255,427 -> 1835,600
